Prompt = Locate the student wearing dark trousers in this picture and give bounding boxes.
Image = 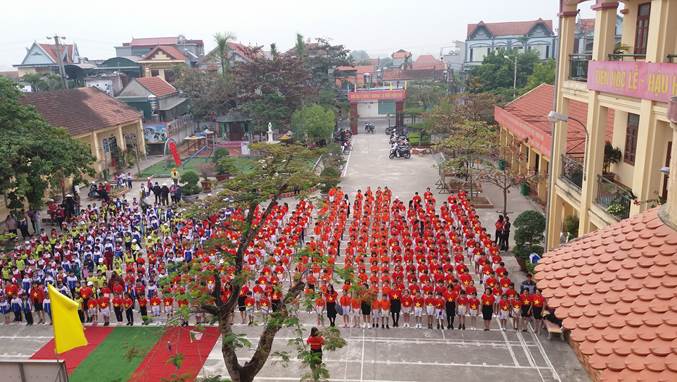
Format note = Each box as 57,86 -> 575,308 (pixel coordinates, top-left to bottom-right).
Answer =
445,300 -> 456,330
123,294 -> 134,326
22,298 -> 33,326
113,295 -> 124,323
389,292 -> 401,328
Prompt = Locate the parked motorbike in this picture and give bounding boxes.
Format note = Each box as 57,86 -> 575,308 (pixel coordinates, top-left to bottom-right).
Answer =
389,144 -> 411,159
385,126 -> 396,135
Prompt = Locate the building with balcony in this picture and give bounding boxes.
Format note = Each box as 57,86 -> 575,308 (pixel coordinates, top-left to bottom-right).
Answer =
495,83 -> 614,205
464,19 -> 556,69
547,0 -> 677,250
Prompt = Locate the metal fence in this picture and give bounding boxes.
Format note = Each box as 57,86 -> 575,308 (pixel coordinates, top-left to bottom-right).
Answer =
560,155 -> 584,189
595,175 -> 634,220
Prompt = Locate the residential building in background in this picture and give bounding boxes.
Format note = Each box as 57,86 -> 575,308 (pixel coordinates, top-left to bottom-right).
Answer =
117,77 -> 193,154
115,36 -> 204,60
21,87 -> 145,174
200,41 -> 261,73
391,49 -> 412,69
14,41 -> 80,76
548,0 -> 677,248
441,40 -> 466,72
573,16 -> 623,54
464,19 -> 556,68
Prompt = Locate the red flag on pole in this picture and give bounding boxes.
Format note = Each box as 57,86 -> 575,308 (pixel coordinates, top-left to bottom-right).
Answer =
168,141 -> 181,166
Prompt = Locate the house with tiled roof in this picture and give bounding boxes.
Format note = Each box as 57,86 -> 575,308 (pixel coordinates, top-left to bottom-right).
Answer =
117,77 -> 192,153
334,65 -> 377,90
115,35 -> 204,82
14,41 -> 80,77
115,35 -> 204,60
464,19 -> 556,68
21,87 -> 145,174
573,16 -> 622,55
200,41 -> 262,73
494,83 -> 614,204
391,49 -> 412,69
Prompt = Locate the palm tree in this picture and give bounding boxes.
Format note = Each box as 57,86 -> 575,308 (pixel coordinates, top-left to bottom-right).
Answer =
295,33 -> 305,59
214,32 -> 236,79
270,43 -> 278,59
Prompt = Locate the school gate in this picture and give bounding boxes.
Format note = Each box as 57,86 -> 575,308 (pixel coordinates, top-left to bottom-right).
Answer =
348,89 -> 406,134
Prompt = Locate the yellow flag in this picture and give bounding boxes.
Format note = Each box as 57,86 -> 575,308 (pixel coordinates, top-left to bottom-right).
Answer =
48,284 -> 88,353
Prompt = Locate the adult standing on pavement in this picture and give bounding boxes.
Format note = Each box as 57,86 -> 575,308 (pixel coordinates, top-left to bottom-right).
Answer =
494,215 -> 504,244
500,216 -> 511,251
307,326 -> 324,379
161,184 -> 170,206
325,284 -> 338,327
4,214 -> 17,237
152,182 -> 161,204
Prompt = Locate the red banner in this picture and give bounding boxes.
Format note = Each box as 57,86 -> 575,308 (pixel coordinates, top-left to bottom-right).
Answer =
168,141 -> 181,166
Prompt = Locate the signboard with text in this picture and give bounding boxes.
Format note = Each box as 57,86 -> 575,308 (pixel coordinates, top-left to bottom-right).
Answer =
587,61 -> 677,103
348,89 -> 406,102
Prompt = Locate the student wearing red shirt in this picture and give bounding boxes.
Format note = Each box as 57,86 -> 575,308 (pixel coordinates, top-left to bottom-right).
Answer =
401,290 -> 413,328
424,293 -> 436,329
163,295 -> 174,319
413,291 -> 425,329
137,295 -> 148,324
350,294 -> 362,328
98,296 -> 110,326
314,293 -> 325,327
339,291 -> 351,328
456,291 -> 468,330
510,295 -> 522,331
379,295 -> 391,329
389,289 -> 401,328
443,287 -> 457,330
112,294 -> 124,323
307,327 -> 324,379
519,290 -> 532,332
434,293 -> 445,330
325,285 -> 338,327
123,293 -> 134,326
480,288 -> 495,331
530,289 -> 546,335
467,292 -> 480,330
244,292 -> 256,326
150,295 -> 162,317
498,294 -> 511,330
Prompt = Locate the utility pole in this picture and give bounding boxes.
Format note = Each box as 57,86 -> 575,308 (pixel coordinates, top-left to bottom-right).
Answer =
47,34 -> 68,89
512,55 -> 517,99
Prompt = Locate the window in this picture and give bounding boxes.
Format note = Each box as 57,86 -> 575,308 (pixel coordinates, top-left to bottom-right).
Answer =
634,2 -> 651,55
471,47 -> 489,62
624,113 -> 640,165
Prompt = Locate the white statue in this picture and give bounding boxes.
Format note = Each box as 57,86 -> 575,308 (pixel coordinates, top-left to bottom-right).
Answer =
267,122 -> 274,143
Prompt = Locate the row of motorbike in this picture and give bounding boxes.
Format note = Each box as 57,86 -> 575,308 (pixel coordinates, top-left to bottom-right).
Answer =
389,131 -> 411,159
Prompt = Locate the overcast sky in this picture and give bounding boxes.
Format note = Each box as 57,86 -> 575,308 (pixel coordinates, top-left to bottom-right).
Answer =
0,0 -> 596,70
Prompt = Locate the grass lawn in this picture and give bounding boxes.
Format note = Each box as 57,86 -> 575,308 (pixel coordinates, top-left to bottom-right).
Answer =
139,157 -> 257,178
69,327 -> 164,382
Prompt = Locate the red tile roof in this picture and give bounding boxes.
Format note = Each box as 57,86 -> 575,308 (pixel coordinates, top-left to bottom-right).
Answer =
135,77 -> 177,97
494,84 -> 614,158
38,43 -> 76,64
467,19 -> 553,38
227,42 -> 260,61
21,87 -> 141,136
535,207 -> 677,382
142,45 -> 186,61
391,49 -> 411,59
412,55 -> 445,70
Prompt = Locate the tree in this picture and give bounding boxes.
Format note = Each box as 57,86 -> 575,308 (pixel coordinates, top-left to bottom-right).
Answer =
0,77 -> 94,210
167,143 -> 345,382
21,73 -> 64,92
425,92 -> 497,136
467,49 -> 541,103
174,68 -> 235,120
233,53 -> 314,133
436,120 -> 496,199
523,59 -> 556,94
303,37 -> 353,89
350,50 -> 371,65
405,82 -> 447,112
213,32 -> 237,79
291,104 -> 335,144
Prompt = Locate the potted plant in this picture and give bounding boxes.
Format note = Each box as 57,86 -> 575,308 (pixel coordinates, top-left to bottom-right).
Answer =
215,157 -> 237,181
180,170 -> 201,201
198,163 -> 215,193
212,148 -> 231,181
519,181 -> 530,196
513,210 -> 546,272
602,142 -> 622,180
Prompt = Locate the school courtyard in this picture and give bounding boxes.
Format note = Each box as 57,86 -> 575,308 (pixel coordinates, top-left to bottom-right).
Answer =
1,119 -> 589,382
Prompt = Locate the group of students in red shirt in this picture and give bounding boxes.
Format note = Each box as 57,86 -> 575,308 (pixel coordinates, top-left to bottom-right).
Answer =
290,186 -> 548,333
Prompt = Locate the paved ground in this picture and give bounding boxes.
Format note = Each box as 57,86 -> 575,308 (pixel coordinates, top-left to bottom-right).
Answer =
0,119 -> 588,382
196,119 -> 589,382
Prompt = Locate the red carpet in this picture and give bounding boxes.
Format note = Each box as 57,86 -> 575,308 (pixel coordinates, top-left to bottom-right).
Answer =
31,326 -> 113,373
129,326 -> 220,382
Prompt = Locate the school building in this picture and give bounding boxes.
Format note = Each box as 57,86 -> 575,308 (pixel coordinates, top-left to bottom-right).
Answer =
546,0 -> 677,249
